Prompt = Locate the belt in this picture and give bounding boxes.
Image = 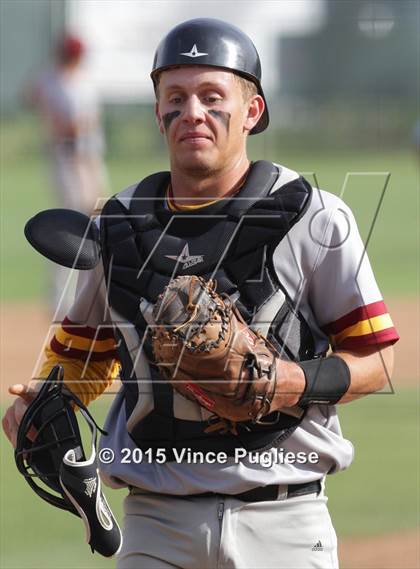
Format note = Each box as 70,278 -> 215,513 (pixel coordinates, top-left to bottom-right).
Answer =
227,479 -> 321,502
130,480 -> 321,503
195,479 -> 321,502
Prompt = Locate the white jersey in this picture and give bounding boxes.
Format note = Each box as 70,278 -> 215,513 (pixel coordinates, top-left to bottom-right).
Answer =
35,67 -> 104,156
55,164 -> 398,494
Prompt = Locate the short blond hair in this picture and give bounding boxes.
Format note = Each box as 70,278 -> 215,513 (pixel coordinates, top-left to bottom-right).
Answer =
234,74 -> 258,102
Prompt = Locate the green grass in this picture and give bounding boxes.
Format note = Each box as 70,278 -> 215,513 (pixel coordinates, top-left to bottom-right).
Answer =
1,145 -> 419,300
1,388 -> 418,568
326,388 -> 420,537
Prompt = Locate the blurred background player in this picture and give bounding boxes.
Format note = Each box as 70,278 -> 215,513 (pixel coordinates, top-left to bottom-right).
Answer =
29,33 -> 108,315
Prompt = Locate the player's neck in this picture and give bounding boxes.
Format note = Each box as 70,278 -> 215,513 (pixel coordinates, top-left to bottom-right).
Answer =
169,156 -> 251,205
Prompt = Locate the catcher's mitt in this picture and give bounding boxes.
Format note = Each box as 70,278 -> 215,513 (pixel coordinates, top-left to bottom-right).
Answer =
152,275 -> 283,425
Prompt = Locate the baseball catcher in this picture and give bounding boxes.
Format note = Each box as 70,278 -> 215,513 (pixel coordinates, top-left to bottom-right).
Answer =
152,275 -> 305,433
14,365 -> 122,558
3,17 -> 399,569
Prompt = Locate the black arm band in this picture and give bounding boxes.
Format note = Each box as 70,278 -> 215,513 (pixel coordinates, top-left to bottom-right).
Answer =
297,356 -> 351,406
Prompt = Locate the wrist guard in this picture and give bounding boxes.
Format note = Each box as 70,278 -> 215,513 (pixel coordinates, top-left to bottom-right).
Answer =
297,355 -> 351,406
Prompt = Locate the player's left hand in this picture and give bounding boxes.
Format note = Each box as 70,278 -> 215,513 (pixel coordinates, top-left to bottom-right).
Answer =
2,382 -> 41,448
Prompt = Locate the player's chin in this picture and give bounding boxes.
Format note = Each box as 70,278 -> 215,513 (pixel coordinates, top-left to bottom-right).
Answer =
176,151 -> 218,174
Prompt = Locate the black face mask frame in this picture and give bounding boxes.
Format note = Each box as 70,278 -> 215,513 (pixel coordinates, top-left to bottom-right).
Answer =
14,365 -> 122,557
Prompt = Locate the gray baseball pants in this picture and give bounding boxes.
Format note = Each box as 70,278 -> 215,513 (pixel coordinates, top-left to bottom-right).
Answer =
116,487 -> 339,569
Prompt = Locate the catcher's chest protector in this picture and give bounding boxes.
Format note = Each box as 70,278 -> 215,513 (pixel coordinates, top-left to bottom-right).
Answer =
100,161 -> 315,456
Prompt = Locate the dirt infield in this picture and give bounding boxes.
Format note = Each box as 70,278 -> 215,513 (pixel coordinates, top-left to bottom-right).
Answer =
1,298 -> 418,569
385,297 -> 419,386
1,301 -> 53,391
340,530 -> 419,569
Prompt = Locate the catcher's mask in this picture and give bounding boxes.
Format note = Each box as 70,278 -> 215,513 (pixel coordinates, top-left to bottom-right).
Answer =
151,17 -> 269,134
15,366 -> 122,557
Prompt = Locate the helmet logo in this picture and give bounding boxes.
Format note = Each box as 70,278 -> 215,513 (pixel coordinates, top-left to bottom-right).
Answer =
180,44 -> 208,58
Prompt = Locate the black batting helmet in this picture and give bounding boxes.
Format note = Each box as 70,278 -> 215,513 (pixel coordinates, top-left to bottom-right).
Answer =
151,18 -> 269,135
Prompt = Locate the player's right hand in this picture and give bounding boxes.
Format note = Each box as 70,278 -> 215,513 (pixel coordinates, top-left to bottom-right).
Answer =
2,383 -> 41,448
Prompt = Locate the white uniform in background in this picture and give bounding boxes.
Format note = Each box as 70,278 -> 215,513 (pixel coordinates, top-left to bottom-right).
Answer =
34,65 -> 108,316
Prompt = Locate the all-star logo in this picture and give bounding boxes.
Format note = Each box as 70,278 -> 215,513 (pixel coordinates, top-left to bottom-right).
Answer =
180,44 -> 208,58
83,477 -> 97,498
165,243 -> 204,269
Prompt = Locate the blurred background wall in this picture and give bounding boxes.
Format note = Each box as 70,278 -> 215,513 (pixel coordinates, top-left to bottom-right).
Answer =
0,1 -> 66,113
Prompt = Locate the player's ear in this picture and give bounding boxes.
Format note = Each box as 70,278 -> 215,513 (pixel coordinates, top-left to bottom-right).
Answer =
155,102 -> 165,135
243,95 -> 265,134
